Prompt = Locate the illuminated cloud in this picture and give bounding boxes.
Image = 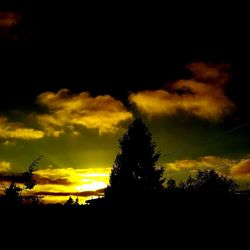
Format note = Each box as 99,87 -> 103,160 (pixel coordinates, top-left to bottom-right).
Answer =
0,12 -> 20,29
129,62 -> 234,121
0,116 -> 44,140
230,159 -> 250,179
0,161 -> 11,172
164,156 -> 235,172
36,89 -> 133,135
34,167 -> 110,190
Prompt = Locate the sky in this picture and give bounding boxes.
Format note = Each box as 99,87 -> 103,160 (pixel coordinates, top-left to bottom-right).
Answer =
0,2 -> 250,203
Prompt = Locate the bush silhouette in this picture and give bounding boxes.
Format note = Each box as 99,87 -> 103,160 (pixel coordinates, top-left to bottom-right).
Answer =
166,178 -> 177,191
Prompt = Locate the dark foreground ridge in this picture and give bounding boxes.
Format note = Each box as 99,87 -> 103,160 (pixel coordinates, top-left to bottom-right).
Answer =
1,192 -> 249,224
0,192 -> 249,248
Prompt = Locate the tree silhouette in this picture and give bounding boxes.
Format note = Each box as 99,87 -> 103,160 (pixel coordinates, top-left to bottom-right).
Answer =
106,119 -> 165,201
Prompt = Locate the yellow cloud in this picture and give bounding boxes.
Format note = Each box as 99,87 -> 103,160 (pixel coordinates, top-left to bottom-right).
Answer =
0,116 -> 44,140
230,159 -> 250,180
164,156 -> 236,172
34,167 -> 110,189
36,89 -> 133,135
129,62 -> 234,121
0,161 -> 11,172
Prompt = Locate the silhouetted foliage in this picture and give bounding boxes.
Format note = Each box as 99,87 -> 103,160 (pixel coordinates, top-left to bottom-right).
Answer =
23,195 -> 43,206
4,181 -> 22,206
185,175 -> 195,191
23,155 -> 43,190
183,169 -> 238,194
178,181 -> 187,190
166,178 -> 177,191
106,119 -> 165,200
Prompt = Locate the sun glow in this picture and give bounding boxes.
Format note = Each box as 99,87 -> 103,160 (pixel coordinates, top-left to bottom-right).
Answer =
0,167 -> 111,205
75,181 -> 108,192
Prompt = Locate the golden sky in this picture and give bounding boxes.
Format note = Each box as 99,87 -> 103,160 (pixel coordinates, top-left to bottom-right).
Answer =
1,62 -> 250,203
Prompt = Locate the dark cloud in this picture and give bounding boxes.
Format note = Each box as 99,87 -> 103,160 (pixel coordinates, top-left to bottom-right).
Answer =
34,188 -> 105,197
0,172 -> 72,186
0,173 -> 24,183
33,174 -> 72,186
0,1 -> 247,112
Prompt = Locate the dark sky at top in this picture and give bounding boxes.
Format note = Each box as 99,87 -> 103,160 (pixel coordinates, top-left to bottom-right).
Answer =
0,1 -> 249,113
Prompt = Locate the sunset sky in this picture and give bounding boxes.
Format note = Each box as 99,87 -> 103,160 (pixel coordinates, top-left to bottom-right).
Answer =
0,2 -> 250,203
